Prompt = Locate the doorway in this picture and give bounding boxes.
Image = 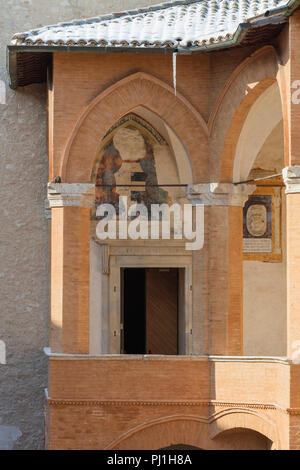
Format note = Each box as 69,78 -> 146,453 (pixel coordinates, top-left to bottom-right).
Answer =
121,268 -> 179,355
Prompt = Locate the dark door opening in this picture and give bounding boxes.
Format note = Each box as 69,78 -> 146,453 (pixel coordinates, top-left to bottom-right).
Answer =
122,268 -> 146,354
122,268 -> 179,355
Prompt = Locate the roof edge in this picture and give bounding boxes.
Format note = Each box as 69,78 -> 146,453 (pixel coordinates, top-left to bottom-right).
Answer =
184,0 -> 300,52
11,0 -> 203,40
7,0 -> 300,89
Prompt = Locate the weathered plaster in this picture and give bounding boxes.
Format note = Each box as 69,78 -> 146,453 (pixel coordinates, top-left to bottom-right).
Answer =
0,418 -> 21,450
0,341 -> 6,364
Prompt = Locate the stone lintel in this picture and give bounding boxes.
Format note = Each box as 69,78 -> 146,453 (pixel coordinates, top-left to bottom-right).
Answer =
187,182 -> 256,207
282,166 -> 300,194
48,183 -> 95,208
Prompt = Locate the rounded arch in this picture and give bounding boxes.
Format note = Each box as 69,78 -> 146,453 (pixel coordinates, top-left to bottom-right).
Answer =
233,82 -> 284,182
104,410 -> 278,450
60,72 -> 209,183
210,46 -> 285,182
210,408 -> 279,449
105,415 -> 209,451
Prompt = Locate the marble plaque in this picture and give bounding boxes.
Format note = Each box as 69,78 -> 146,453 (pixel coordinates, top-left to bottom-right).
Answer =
243,195 -> 272,253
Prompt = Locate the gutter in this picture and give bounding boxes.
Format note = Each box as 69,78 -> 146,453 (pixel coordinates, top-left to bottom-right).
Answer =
7,0 -> 300,88
181,0 -> 300,53
7,44 -> 177,55
270,0 -> 300,16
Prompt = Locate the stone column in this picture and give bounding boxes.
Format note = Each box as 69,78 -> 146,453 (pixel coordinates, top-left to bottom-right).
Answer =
188,183 -> 255,355
282,167 -> 300,359
48,183 -> 94,354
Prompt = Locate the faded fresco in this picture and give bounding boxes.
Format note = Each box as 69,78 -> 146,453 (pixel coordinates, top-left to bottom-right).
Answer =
93,115 -> 170,217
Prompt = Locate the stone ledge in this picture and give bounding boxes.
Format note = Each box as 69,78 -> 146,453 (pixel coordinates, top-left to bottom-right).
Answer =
43,348 -> 289,364
283,166 -> 300,194
187,182 -> 256,206
47,183 -> 95,208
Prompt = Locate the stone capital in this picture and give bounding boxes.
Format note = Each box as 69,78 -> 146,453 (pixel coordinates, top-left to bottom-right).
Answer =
187,182 -> 256,207
47,183 -> 95,208
282,166 -> 300,194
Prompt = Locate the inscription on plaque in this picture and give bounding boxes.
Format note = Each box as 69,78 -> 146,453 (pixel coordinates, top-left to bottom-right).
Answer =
243,195 -> 272,254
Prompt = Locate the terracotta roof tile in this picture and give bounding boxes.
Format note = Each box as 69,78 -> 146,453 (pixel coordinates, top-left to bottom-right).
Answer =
10,0 -> 294,50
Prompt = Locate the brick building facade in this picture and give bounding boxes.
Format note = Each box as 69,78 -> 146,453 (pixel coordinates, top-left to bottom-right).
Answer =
3,0 -> 300,449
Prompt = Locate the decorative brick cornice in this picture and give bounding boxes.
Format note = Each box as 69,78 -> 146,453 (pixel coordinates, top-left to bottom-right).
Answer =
282,166 -> 300,194
45,397 -> 285,412
47,399 -> 208,407
187,183 -> 256,207
47,183 -> 95,208
286,408 -> 300,415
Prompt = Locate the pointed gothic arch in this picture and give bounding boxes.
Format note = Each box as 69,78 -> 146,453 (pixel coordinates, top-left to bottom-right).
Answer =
60,72 -> 209,183
210,46 -> 287,182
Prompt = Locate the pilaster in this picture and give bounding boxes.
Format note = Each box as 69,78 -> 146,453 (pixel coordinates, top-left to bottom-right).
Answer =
187,183 -> 255,355
283,167 -> 300,359
48,183 -> 94,353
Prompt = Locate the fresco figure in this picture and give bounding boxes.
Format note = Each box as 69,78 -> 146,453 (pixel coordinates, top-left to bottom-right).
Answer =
95,127 -> 168,217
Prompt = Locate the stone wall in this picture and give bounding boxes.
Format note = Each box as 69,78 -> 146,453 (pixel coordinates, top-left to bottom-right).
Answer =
0,0 -> 160,450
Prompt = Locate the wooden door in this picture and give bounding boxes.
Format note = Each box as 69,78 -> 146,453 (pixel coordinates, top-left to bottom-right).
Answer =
146,268 -> 178,355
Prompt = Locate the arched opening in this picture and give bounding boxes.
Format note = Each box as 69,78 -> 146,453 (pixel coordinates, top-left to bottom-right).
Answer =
60,72 -> 208,182
91,111 -> 190,214
89,109 -> 193,355
234,82 -> 287,356
214,46 -> 280,182
106,414 -> 276,450
233,83 -> 284,183
214,428 -> 273,450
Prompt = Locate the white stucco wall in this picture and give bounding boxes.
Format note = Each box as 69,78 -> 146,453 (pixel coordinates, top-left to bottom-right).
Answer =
242,121 -> 287,357
243,197 -> 287,356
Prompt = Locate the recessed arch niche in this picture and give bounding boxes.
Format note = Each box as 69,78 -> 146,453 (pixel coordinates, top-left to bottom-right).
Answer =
233,82 -> 287,357
91,111 -> 192,216
233,82 -> 284,183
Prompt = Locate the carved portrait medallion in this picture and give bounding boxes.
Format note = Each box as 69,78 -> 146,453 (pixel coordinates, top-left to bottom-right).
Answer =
246,204 -> 267,237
